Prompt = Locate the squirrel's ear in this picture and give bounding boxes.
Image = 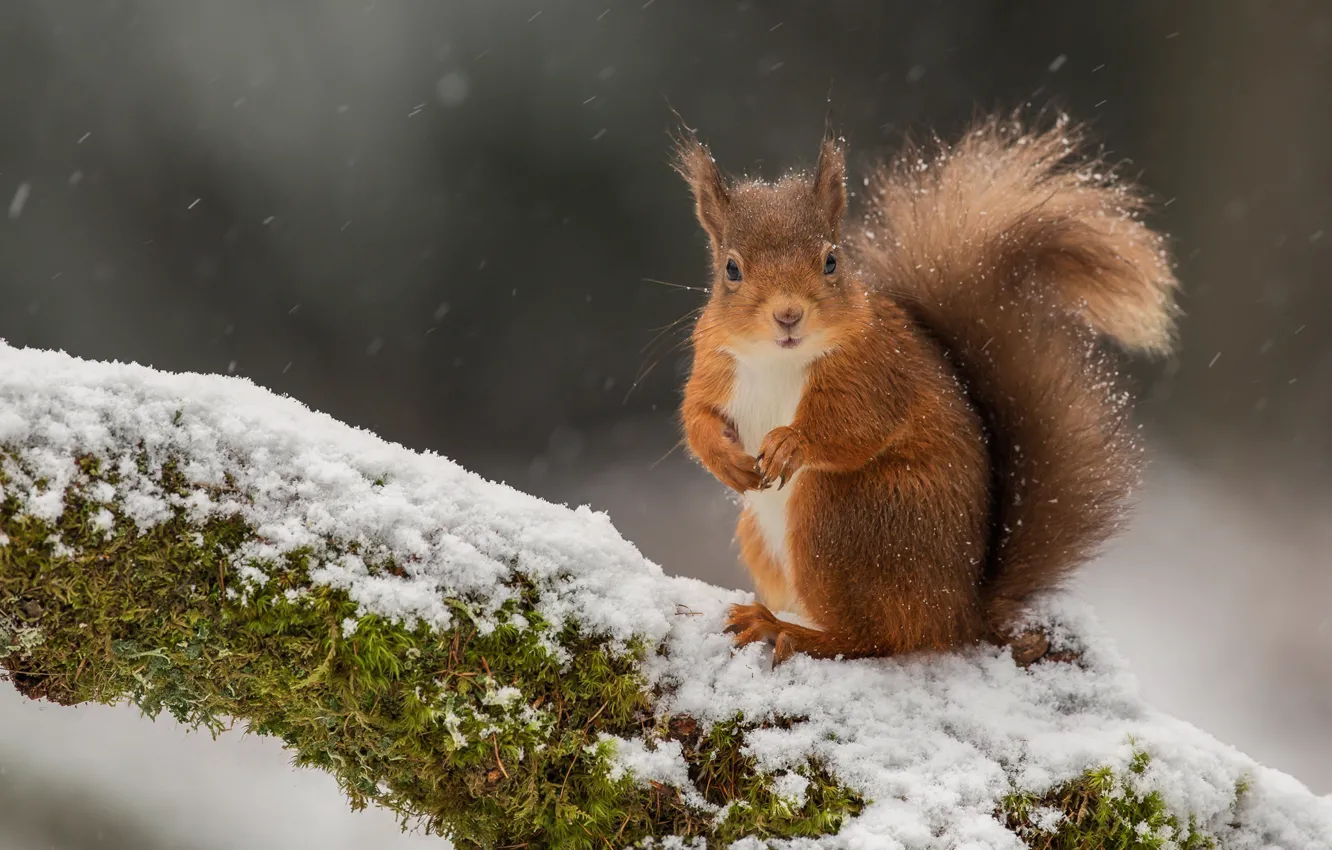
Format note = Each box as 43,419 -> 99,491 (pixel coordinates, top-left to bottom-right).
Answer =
813,136 -> 847,236
674,136 -> 730,247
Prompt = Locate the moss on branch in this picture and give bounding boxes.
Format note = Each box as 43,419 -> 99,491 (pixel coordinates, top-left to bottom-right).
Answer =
0,450 -> 864,847
0,426 -> 1246,849
1002,751 -> 1227,849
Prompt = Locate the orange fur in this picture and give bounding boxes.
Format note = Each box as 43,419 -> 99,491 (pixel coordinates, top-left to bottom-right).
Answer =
676,116 -> 1179,663
736,509 -> 799,615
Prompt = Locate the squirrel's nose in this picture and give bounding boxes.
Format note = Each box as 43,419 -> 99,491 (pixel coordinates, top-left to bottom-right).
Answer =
773,306 -> 805,331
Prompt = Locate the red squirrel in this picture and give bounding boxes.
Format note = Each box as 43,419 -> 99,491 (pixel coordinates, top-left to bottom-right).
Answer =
675,116 -> 1178,664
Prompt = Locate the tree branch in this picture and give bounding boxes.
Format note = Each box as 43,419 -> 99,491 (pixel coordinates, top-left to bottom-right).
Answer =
1,342 -> 1328,849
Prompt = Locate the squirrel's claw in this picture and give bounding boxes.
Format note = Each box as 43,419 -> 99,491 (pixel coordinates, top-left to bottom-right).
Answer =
733,624 -> 774,647
724,602 -> 781,647
755,452 -> 777,491
756,426 -> 806,490
723,454 -> 762,493
725,604 -> 804,667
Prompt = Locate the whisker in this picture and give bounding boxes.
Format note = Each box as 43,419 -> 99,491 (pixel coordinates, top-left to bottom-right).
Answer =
646,306 -> 704,332
638,303 -> 704,368
629,308 -> 702,403
648,438 -> 687,470
624,358 -> 660,404
642,277 -> 709,293
641,307 -> 703,355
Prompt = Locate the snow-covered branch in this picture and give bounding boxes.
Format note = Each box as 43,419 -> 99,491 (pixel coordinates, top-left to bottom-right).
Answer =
1,342 -> 1328,849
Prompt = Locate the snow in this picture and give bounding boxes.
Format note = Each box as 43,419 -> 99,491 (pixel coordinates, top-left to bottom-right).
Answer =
7,182 -> 30,219
603,736 -> 690,787
1029,806 -> 1064,834
3,340 -> 1331,849
435,72 -> 470,108
0,341 -> 678,648
770,771 -> 811,806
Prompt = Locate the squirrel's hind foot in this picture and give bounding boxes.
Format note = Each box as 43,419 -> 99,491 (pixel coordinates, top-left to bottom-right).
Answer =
724,602 -> 824,667
723,602 -> 783,646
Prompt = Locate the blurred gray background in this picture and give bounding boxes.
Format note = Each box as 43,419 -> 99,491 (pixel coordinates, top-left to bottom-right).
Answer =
1,1 -> 1329,847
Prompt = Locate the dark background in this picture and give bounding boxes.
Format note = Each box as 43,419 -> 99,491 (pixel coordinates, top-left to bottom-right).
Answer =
1,3 -> 1329,846
4,1 -> 1328,482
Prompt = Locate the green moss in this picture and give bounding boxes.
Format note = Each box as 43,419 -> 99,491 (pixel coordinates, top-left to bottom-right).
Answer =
1002,752 -> 1222,849
0,446 -> 862,847
650,715 -> 865,844
0,441 -> 1251,848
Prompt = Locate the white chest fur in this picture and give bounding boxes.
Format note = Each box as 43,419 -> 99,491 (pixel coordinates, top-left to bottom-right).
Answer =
724,348 -> 817,567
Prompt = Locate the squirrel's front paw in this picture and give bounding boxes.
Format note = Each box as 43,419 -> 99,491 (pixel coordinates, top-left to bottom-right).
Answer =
716,450 -> 762,493
757,426 -> 806,490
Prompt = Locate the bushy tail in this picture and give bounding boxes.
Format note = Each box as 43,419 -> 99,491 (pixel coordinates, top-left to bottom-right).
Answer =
852,115 -> 1180,635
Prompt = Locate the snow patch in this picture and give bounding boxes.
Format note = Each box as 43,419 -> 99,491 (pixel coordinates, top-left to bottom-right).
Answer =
603,735 -> 719,814
0,342 -> 674,649
604,735 -> 690,786
770,772 -> 810,807
1030,806 -> 1064,834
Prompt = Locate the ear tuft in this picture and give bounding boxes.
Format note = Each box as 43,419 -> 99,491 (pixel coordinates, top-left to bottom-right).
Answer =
673,132 -> 730,247
813,136 -> 847,237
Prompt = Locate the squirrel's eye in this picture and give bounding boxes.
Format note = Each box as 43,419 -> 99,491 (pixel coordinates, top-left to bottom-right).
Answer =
725,258 -> 742,282
824,253 -> 837,275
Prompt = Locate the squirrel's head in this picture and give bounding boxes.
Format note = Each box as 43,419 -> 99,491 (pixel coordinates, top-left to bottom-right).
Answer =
676,134 -> 864,358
